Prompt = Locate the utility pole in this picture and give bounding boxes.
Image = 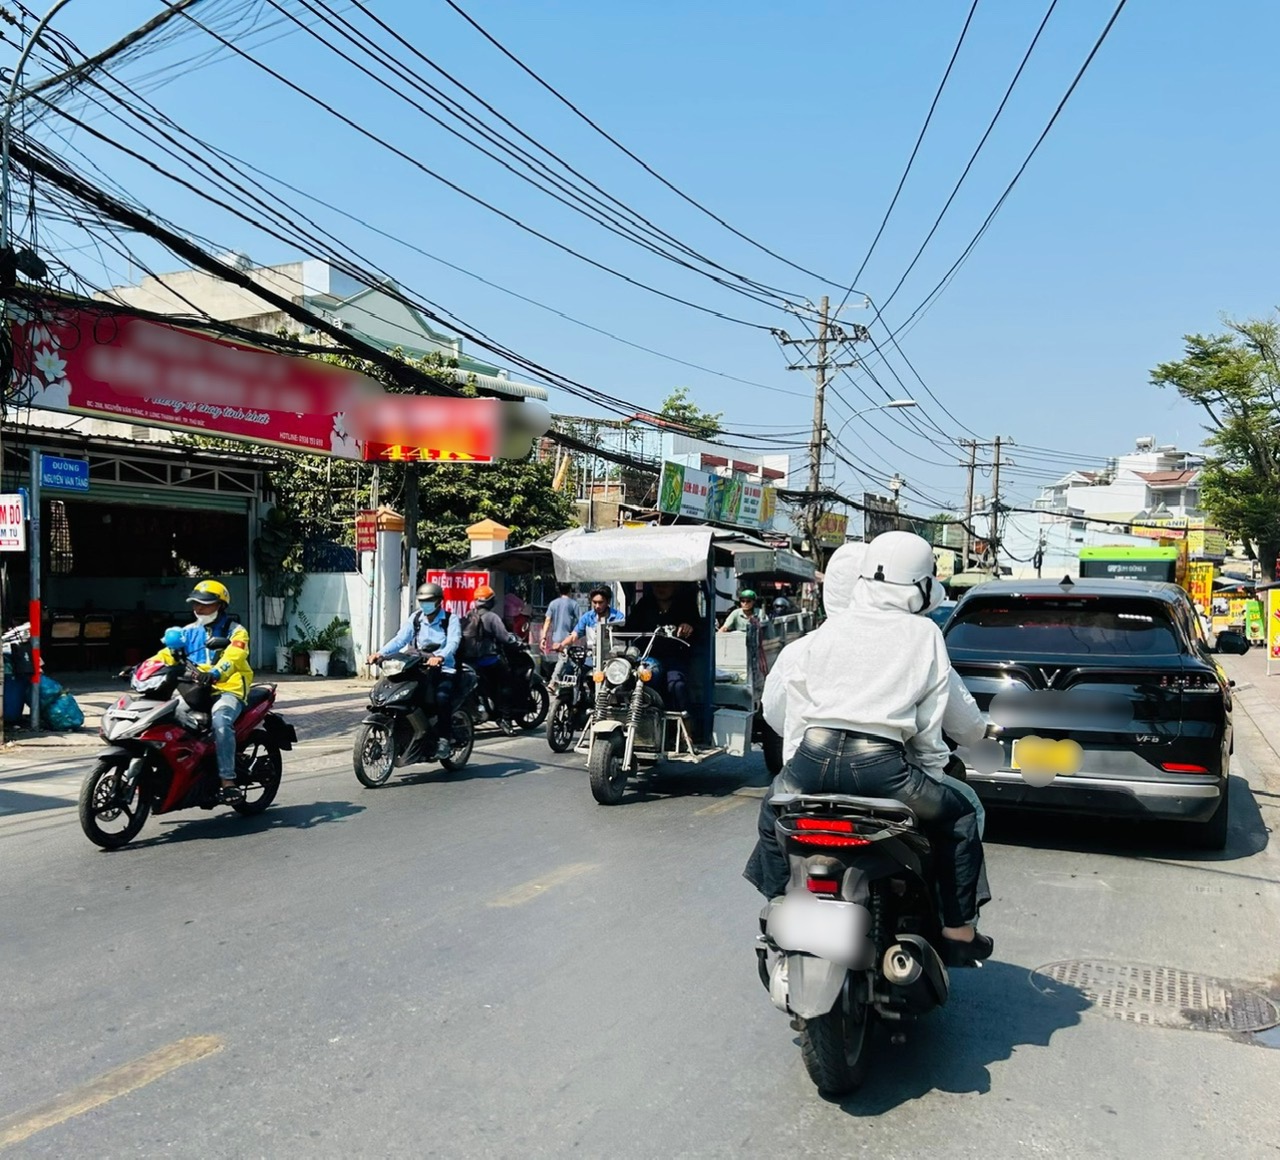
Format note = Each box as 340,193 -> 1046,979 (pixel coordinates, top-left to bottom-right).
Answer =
988,436 -> 1013,576
776,296 -> 869,559
958,440 -> 979,570
807,295 -> 830,504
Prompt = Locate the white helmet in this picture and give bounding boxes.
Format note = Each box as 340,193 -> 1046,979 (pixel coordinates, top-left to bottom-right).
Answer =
860,531 -> 937,613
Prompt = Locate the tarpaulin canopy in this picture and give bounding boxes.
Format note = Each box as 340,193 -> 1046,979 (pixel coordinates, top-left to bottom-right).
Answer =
551,525 -> 767,583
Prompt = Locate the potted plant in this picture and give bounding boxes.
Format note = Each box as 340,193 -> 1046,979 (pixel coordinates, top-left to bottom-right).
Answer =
253,507 -> 306,626
295,613 -> 351,677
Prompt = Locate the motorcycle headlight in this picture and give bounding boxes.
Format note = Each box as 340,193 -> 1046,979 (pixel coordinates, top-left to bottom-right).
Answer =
380,658 -> 406,676
604,658 -> 632,686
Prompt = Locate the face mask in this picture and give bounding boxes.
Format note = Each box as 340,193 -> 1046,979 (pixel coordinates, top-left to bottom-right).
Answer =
419,601 -> 438,616
195,612 -> 217,627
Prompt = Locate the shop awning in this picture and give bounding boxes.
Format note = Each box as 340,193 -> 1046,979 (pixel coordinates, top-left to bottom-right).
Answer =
551,524 -> 768,583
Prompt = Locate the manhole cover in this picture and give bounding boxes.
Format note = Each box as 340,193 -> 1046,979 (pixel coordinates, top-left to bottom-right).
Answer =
1031,959 -> 1280,1034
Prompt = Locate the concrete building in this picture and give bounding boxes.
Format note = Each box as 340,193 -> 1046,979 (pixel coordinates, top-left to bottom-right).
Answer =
998,436 -> 1220,579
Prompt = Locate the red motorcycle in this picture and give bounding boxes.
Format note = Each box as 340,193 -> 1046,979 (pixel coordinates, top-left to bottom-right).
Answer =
78,636 -> 297,849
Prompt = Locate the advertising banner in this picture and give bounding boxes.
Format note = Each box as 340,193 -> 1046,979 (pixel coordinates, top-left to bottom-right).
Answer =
657,461 -> 772,530
427,569 -> 490,619
0,493 -> 25,552
11,303 -> 372,458
862,493 -> 899,539
10,300 -> 545,462
1187,561 -> 1214,610
815,512 -> 848,547
1268,588 -> 1280,676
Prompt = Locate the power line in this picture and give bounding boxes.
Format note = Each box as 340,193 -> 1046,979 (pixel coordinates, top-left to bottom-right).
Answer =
881,0 -> 1131,346
836,0 -> 981,315
441,0 -> 846,292
874,0 -> 1059,318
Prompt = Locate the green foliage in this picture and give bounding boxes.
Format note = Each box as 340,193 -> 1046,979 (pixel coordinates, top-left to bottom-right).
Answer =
659,387 -> 722,437
1150,316 -> 1280,566
294,612 -> 351,653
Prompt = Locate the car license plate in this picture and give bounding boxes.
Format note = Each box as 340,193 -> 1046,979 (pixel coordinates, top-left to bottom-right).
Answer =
1010,736 -> 1084,777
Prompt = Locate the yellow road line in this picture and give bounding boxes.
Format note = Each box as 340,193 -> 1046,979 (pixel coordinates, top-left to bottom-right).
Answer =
694,795 -> 753,817
487,861 -> 597,908
0,1035 -> 224,1149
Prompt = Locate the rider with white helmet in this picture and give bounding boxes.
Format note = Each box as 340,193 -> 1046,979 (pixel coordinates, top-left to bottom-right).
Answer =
745,531 -> 992,964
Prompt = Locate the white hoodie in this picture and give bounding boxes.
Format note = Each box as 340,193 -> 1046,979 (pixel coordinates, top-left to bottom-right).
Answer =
762,544 -> 987,771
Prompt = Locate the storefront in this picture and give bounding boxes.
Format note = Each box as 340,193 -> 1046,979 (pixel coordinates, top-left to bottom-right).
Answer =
1,424 -> 273,671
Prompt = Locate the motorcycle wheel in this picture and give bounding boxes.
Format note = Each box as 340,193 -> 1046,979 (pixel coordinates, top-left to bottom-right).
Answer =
761,719 -> 784,776
800,976 -> 874,1095
353,720 -> 397,787
441,710 -> 475,772
545,698 -> 575,752
232,730 -> 282,816
588,732 -> 628,806
78,758 -> 150,849
519,681 -> 550,730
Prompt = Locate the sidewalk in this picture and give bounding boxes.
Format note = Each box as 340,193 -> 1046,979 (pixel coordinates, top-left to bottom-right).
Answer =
1220,647 -> 1280,783
1,672 -> 374,753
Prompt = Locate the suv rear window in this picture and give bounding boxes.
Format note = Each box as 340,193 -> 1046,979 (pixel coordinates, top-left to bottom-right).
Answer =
945,597 -> 1183,657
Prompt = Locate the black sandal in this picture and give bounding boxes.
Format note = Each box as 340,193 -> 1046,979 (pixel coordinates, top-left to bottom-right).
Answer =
217,784 -> 245,804
941,932 -> 994,968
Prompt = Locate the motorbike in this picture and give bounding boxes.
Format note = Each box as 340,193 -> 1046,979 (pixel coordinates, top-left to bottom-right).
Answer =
545,644 -> 593,753
353,651 -> 478,786
755,791 -> 960,1095
471,641 -> 550,736
79,636 -> 296,850
585,624 -> 692,805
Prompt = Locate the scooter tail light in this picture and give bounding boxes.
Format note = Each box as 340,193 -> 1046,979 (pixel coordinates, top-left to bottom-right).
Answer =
806,877 -> 840,894
792,833 -> 872,848
795,817 -> 855,833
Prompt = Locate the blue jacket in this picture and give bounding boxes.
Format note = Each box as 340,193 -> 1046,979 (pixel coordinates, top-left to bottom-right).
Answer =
380,608 -> 462,672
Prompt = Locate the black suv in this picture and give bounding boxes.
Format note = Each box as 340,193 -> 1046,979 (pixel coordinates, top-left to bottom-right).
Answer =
944,578 -> 1240,849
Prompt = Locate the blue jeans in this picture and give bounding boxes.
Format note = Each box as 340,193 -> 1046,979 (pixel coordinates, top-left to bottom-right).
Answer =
743,728 -> 989,928
212,693 -> 243,781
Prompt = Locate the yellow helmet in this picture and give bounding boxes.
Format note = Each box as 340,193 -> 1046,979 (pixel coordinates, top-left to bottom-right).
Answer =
186,579 -> 231,606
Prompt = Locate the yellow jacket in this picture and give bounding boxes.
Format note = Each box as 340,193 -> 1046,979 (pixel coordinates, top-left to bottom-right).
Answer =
149,621 -> 253,701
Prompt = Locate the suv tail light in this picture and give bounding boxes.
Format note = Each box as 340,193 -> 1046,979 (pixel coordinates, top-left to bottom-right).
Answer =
1159,673 -> 1220,692
1162,762 -> 1210,773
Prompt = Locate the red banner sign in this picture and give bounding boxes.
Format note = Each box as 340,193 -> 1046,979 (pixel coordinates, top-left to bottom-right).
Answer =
10,302 -> 375,458
10,301 -> 539,462
355,511 -> 379,553
426,570 -> 490,618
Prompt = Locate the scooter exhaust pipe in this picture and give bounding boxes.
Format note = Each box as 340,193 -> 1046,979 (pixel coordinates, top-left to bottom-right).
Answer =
882,943 -> 924,987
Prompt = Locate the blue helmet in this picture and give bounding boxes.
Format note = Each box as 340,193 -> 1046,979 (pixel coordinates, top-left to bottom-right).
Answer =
163,627 -> 186,651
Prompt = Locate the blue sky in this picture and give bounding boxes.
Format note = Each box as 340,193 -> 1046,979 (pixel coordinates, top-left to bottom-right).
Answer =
14,0 -> 1280,515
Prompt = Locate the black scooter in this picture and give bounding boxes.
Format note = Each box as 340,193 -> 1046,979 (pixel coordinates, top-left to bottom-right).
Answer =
545,644 -> 593,752
472,642 -> 550,736
353,652 -> 477,786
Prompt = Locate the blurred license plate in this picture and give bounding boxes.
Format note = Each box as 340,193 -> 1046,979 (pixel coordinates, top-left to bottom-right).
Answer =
1010,736 -> 1084,776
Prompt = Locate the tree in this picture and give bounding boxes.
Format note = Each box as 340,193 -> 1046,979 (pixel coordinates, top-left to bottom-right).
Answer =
658,387 -> 722,438
1150,316 -> 1280,569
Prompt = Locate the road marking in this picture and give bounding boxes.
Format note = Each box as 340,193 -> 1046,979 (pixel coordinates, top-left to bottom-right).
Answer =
694,795 -> 753,816
0,1035 -> 224,1149
487,861 -> 597,908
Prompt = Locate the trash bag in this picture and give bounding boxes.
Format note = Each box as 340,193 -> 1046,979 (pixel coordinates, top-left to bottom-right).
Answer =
38,673 -> 64,702
44,692 -> 85,731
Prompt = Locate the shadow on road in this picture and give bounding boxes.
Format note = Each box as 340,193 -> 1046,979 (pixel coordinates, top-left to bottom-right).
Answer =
983,774 -> 1269,864
828,960 -> 1091,1114
375,757 -> 545,785
116,800 -> 366,850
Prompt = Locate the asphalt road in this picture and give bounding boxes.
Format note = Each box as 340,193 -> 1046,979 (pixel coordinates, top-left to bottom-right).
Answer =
2,688 -> 1280,1158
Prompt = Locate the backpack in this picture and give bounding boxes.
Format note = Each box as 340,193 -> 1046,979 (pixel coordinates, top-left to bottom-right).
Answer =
411,608 -> 451,653
459,608 -> 497,662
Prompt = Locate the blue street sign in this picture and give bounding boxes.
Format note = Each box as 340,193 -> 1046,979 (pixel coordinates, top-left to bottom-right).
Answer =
39,455 -> 89,492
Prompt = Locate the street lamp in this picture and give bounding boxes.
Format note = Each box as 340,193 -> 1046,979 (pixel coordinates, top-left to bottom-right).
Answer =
825,399 -> 918,451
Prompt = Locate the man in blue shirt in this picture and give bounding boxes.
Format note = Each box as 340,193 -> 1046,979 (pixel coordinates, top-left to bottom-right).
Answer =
560,587 -> 625,655
368,582 -> 462,758
541,584 -> 580,654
